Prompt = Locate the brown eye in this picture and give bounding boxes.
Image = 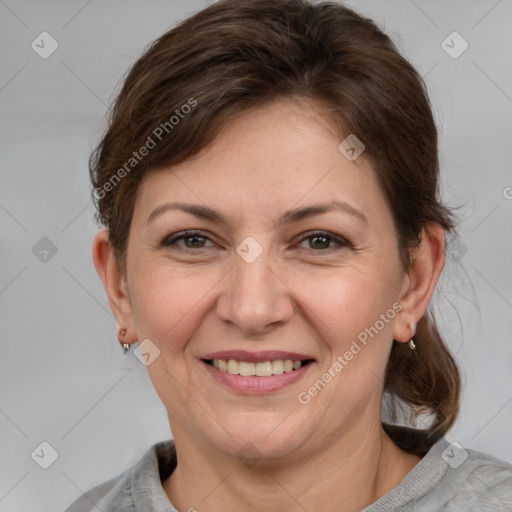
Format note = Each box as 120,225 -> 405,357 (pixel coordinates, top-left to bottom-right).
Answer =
296,231 -> 351,252
308,234 -> 331,250
162,231 -> 214,250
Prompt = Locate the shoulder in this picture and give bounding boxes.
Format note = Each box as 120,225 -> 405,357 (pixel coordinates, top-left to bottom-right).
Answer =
368,427 -> 512,512
63,470 -> 131,512
63,440 -> 177,512
412,439 -> 512,511
444,445 -> 512,509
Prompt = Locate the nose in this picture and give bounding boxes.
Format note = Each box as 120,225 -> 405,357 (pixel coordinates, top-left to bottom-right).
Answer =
216,245 -> 294,335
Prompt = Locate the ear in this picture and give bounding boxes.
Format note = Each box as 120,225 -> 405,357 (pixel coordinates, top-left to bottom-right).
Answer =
92,230 -> 136,342
393,223 -> 446,344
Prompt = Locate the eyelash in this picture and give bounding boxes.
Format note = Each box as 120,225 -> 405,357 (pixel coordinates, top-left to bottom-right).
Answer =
161,230 -> 352,253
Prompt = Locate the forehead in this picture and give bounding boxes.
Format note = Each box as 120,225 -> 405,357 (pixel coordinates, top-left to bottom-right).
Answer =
133,98 -> 391,230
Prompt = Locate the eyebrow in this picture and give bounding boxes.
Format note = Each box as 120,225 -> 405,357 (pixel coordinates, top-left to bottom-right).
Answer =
146,199 -> 368,227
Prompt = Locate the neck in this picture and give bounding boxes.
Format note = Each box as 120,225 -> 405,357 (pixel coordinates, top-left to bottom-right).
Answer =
163,421 -> 421,512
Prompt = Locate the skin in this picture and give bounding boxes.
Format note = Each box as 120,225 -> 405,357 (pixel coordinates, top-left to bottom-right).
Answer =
93,97 -> 446,512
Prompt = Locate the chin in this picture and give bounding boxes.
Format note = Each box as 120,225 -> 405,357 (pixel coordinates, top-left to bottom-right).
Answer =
205,412 -> 311,463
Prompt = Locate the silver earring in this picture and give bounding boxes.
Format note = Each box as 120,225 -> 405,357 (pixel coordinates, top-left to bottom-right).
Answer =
119,327 -> 130,352
408,322 -> 416,350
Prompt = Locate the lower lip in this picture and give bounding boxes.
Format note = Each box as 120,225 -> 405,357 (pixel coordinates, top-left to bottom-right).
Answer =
201,360 -> 314,395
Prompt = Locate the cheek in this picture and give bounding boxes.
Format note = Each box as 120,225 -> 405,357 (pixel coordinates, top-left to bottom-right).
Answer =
129,264 -> 222,352
305,273 -> 396,402
291,266 -> 396,349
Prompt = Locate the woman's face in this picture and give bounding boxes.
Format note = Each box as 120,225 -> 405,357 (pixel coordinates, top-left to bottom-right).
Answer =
117,98 -> 413,460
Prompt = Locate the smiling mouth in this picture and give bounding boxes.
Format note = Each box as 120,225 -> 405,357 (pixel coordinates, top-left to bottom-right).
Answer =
203,358 -> 314,377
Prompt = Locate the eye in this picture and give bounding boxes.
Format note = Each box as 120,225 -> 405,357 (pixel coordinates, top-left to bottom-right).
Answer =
161,229 -> 352,252
295,230 -> 351,252
161,230 -> 215,250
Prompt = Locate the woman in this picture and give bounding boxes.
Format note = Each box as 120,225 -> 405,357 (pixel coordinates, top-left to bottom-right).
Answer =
64,0 -> 512,510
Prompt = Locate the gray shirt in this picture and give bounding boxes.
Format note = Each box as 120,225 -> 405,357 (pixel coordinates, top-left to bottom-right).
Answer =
64,429 -> 512,511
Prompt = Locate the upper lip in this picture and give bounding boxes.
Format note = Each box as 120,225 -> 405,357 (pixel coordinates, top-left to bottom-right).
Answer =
202,350 -> 315,363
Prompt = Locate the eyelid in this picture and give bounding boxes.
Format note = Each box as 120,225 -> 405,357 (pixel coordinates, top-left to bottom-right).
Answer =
161,229 -> 216,248
294,230 -> 352,250
161,229 -> 352,251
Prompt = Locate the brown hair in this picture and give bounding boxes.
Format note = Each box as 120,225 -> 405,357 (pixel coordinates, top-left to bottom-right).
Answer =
90,0 -> 460,438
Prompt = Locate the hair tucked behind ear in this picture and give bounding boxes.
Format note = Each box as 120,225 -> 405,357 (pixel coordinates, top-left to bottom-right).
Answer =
90,0 -> 461,438
385,310 -> 461,437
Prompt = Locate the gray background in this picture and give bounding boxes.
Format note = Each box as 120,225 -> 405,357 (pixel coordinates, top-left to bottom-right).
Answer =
1,0 -> 511,510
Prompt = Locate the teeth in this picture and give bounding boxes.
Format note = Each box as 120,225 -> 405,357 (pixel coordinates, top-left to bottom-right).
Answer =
256,361 -> 272,377
227,359 -> 239,374
212,359 -> 305,376
271,360 -> 284,375
239,361 -> 255,376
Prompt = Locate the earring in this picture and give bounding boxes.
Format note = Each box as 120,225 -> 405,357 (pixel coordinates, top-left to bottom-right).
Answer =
408,322 -> 416,350
119,327 -> 130,352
